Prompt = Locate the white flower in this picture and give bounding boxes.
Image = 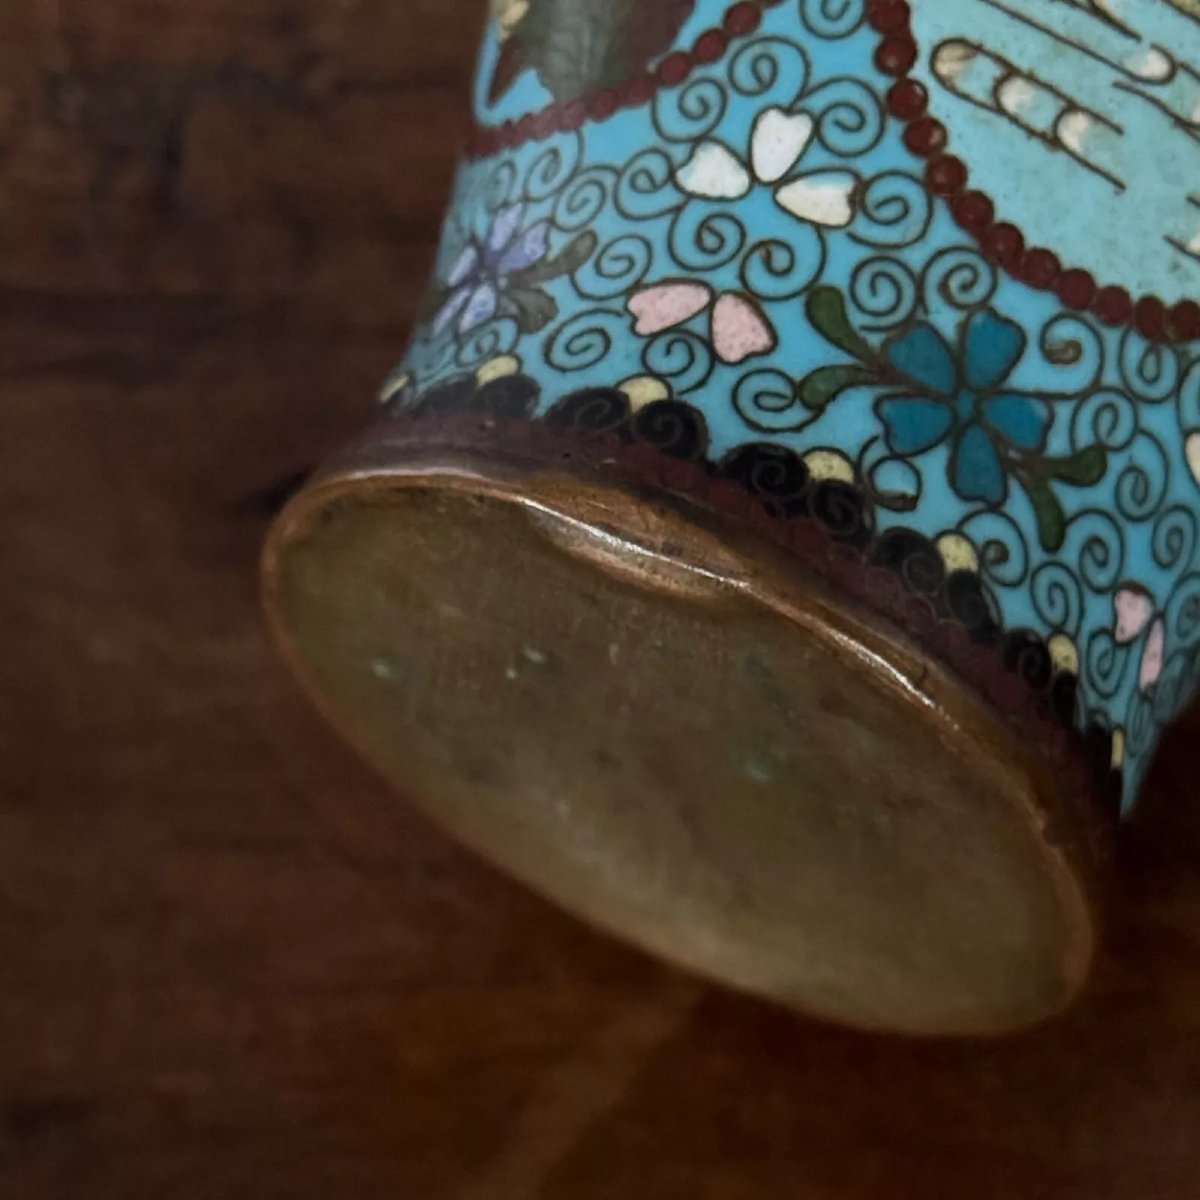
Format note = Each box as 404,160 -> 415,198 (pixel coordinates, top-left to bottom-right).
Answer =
674,106 -> 858,227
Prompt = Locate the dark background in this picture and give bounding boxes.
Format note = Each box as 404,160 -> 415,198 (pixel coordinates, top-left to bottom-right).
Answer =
4,1 -> 1200,1196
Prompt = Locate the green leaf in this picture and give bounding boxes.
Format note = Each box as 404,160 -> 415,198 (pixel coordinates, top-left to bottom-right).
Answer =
797,364 -> 879,411
505,285 -> 559,333
510,231 -> 597,287
512,0 -> 693,103
1023,473 -> 1067,552
1013,444 -> 1105,552
518,0 -> 629,102
806,286 -> 874,364
1043,443 -> 1107,488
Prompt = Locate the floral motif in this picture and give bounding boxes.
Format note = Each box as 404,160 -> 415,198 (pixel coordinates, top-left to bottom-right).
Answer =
800,288 -> 1108,550
627,280 -> 776,364
875,311 -> 1050,505
392,1 -> 1200,809
675,106 -> 859,229
430,204 -> 596,338
1113,584 -> 1166,693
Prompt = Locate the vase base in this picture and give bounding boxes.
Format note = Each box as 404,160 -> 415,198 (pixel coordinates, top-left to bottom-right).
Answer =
264,440 -> 1105,1036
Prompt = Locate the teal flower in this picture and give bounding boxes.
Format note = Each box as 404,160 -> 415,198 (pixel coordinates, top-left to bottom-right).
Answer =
875,309 -> 1052,505
800,286 -> 1108,550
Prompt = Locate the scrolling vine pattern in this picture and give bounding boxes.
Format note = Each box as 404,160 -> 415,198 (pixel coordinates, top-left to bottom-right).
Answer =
396,0 -> 1200,808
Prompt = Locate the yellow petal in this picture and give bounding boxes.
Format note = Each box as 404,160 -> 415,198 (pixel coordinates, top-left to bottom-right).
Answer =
619,375 -> 671,411
476,355 -> 522,386
1048,633 -> 1079,676
804,449 -> 854,483
935,532 -> 979,574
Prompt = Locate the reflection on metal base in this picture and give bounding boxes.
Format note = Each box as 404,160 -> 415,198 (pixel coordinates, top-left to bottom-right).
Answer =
264,440 -> 1107,1036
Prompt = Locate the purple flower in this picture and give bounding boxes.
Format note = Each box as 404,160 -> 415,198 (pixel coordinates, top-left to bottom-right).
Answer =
433,203 -> 550,337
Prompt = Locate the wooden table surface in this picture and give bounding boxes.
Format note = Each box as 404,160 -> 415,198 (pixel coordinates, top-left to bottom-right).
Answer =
5,1 -> 1200,1196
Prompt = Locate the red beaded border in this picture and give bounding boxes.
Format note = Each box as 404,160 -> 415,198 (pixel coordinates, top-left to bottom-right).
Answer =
466,0 -> 785,160
868,0 -> 1200,344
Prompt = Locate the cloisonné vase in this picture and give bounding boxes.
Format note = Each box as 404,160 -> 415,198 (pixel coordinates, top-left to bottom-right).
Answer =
264,0 -> 1200,1034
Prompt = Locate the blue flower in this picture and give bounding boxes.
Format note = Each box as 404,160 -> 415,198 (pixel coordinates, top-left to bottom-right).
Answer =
875,309 -> 1052,505
433,203 -> 550,336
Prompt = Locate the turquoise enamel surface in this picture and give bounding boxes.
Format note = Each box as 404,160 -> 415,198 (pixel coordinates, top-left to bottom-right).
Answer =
387,0 -> 1200,811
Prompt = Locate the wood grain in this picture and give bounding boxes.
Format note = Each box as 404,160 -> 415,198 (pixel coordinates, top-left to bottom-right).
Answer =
4,1 -> 1200,1195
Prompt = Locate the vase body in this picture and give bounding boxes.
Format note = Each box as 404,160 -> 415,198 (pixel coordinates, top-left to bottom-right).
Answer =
265,0 -> 1200,1034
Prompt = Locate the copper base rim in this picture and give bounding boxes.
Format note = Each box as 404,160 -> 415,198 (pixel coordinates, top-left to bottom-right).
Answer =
262,436 -> 1110,1037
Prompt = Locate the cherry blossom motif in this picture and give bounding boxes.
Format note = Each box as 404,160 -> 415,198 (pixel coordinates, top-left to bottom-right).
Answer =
1186,431 -> 1200,487
1113,584 -> 1155,645
628,281 -> 713,335
1140,617 -> 1166,692
712,293 -> 777,363
626,279 -> 776,365
1113,583 -> 1165,692
674,106 -> 858,228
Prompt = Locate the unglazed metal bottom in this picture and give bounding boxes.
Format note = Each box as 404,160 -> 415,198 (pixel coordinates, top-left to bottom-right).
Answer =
263,435 -> 1108,1036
